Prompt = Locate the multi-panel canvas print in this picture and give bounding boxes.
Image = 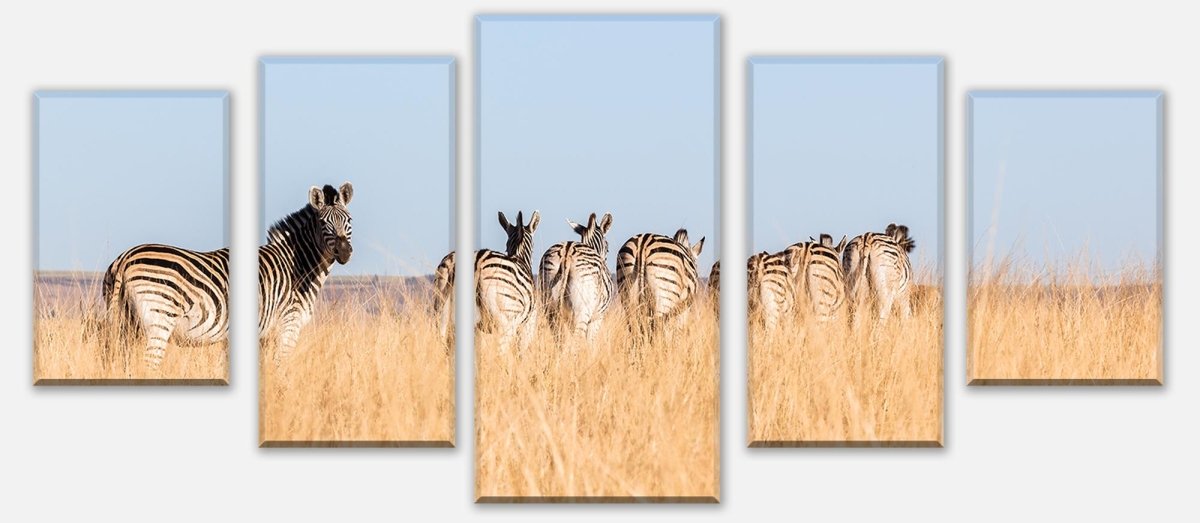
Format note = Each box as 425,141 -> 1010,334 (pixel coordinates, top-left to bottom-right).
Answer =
747,58 -> 943,446
259,57 -> 456,446
33,91 -> 230,385
968,91 -> 1163,385
474,15 -> 720,501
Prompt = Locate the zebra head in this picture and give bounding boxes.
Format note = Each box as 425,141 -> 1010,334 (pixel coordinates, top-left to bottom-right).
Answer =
498,210 -> 540,265
308,182 -> 354,265
672,228 -> 705,260
567,212 -> 614,256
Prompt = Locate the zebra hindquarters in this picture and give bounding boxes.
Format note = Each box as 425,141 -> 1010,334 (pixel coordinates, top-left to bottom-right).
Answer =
566,260 -> 611,344
432,251 -> 456,350
807,263 -> 846,324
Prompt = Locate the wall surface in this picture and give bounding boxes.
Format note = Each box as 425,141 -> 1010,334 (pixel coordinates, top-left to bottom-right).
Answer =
3,1 -> 1194,520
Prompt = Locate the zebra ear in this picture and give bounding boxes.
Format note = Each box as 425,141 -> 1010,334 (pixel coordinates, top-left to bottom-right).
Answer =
691,236 -> 705,257
498,211 -> 512,231
527,211 -> 540,232
309,186 -> 324,208
339,182 -> 354,206
673,228 -> 689,245
837,235 -> 848,253
819,234 -> 833,247
599,212 -> 613,234
567,218 -> 587,235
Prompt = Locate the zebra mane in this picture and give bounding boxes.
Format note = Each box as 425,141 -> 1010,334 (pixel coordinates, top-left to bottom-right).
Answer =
266,204 -> 318,245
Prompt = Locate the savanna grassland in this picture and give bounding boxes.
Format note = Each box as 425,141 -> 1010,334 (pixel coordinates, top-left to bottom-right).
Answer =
475,293 -> 719,502
33,272 -> 228,384
748,273 -> 943,447
260,276 -> 454,446
968,259 -> 1162,385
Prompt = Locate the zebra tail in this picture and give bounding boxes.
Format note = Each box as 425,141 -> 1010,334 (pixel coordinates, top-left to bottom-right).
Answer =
549,254 -> 572,317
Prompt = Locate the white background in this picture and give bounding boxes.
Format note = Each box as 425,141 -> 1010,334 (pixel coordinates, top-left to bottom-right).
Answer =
2,1 -> 1193,520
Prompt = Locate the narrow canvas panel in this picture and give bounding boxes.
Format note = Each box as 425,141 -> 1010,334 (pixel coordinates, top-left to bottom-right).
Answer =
475,15 -> 720,502
968,91 -> 1163,385
748,58 -> 943,446
33,91 -> 230,385
259,57 -> 456,446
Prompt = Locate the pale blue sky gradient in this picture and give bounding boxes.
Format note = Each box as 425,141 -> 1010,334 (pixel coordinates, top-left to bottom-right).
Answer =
750,58 -> 942,275
970,92 -> 1161,272
35,92 -> 227,272
262,58 -> 454,276
478,16 -> 719,272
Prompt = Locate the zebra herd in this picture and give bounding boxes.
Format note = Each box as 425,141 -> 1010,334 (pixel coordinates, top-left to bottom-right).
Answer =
104,182 -> 355,369
432,211 -> 707,352
743,223 -> 916,331
101,180 -> 913,369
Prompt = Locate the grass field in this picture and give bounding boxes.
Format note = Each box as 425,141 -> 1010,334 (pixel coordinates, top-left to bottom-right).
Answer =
259,276 -> 455,446
33,272 -> 228,384
968,259 -> 1162,385
475,293 -> 719,502
748,277 -> 942,447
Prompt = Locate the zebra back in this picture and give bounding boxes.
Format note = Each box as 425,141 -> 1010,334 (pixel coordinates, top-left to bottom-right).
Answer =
475,211 -> 540,340
783,234 -> 847,320
615,228 -> 705,325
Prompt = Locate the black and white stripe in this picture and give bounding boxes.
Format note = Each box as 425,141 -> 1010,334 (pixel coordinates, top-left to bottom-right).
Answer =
103,244 -> 230,369
842,223 -> 915,326
540,212 -> 614,341
104,182 -> 354,369
432,251 -> 456,347
476,210 -> 539,352
615,229 -> 705,332
257,183 -> 354,363
782,234 -> 847,323
747,250 -> 793,330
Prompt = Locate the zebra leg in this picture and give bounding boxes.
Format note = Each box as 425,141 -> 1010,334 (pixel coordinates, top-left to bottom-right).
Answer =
141,315 -> 178,370
275,312 -> 303,365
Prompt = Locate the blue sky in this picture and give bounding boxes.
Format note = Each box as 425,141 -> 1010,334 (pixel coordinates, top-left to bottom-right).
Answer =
478,16 -> 719,273
970,92 -> 1161,272
262,58 -> 454,276
750,58 -> 942,275
36,92 -> 227,272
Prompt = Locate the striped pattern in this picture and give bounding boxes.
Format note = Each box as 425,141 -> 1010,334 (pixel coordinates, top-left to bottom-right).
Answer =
782,234 -> 847,322
707,260 -> 721,315
476,211 -> 539,352
103,244 -> 230,369
842,223 -> 915,326
540,213 -> 614,342
615,229 -> 705,333
747,250 -> 793,330
432,251 -> 456,347
257,183 -> 354,363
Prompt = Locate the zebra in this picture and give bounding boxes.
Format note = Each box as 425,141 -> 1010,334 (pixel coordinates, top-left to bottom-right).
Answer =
432,251 -> 456,348
103,182 -> 354,369
103,244 -> 230,369
842,223 -> 915,327
747,250 -> 792,331
782,233 -> 847,323
476,210 -> 539,352
257,182 -> 354,363
539,212 -> 614,342
707,260 -> 721,315
615,228 -> 705,334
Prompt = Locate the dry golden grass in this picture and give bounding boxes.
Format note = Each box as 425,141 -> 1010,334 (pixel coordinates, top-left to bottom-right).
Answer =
33,272 -> 228,384
260,277 -> 455,446
475,295 -> 719,502
749,278 -> 943,447
969,259 -> 1162,385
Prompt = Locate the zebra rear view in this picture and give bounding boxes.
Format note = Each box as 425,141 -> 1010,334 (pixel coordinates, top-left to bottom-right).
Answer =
475,210 -> 539,353
540,212 -> 614,343
842,223 -> 915,327
616,229 -> 705,336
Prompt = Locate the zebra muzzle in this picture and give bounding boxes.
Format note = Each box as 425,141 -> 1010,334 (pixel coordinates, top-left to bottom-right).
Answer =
335,240 -> 353,264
